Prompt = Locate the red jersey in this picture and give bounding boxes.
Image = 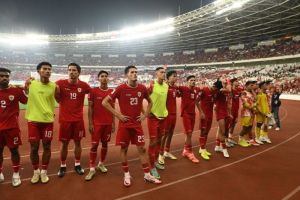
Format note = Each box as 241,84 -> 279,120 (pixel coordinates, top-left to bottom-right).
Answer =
178,86 -> 199,116
0,87 -> 27,130
199,86 -> 215,116
88,87 -> 114,125
56,79 -> 90,122
215,90 -> 230,115
166,84 -> 178,115
231,87 -> 243,113
109,83 -> 150,127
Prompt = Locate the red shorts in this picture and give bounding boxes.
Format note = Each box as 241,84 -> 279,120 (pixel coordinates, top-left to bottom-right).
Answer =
216,110 -> 229,121
59,120 -> 85,141
0,128 -> 22,149
182,113 -> 195,134
147,115 -> 166,139
92,124 -> 112,144
165,114 -> 176,133
28,122 -> 54,142
200,117 -> 213,131
116,124 -> 145,147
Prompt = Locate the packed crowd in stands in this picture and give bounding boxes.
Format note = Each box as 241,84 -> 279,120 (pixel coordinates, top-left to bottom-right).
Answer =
0,39 -> 300,66
2,62 -> 299,94
1,37 -> 299,93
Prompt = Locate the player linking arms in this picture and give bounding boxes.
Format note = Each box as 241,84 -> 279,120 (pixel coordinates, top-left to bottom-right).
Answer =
0,68 -> 27,187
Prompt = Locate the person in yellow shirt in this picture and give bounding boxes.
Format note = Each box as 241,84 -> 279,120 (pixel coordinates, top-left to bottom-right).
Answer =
255,81 -> 272,144
25,62 -> 57,184
238,81 -> 259,147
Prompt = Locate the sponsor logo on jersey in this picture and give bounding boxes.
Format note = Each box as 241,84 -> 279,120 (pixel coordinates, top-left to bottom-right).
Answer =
9,95 -> 15,101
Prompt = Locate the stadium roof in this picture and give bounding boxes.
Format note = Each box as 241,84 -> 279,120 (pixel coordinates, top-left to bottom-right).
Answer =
1,0 -> 300,54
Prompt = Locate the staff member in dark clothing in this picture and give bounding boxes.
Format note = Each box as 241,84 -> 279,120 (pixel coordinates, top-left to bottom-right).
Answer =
271,86 -> 283,131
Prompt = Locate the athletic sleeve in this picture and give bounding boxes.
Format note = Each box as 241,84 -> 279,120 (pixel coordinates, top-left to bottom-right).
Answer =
109,85 -> 121,101
143,85 -> 151,101
18,88 -> 28,104
88,88 -> 94,102
85,82 -> 91,94
177,86 -> 184,97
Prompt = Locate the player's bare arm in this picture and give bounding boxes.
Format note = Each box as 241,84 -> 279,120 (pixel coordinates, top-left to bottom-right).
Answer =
88,100 -> 94,134
102,96 -> 130,122
196,97 -> 206,120
137,97 -> 152,122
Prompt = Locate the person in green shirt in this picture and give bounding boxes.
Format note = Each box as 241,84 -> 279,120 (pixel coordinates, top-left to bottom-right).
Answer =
147,67 -> 168,179
25,62 -> 57,184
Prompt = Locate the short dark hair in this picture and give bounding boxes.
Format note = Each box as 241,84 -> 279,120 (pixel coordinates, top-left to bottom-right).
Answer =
251,80 -> 257,84
37,62 -> 52,71
166,70 -> 177,79
265,80 -> 272,85
230,78 -> 238,84
213,79 -> 223,90
155,67 -> 164,71
124,65 -> 137,75
98,70 -> 109,77
187,75 -> 195,81
245,81 -> 253,86
0,67 -> 11,74
259,81 -> 266,88
68,63 -> 81,73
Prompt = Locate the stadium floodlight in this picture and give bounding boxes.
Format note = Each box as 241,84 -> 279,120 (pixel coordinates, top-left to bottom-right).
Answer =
75,17 -> 175,43
216,0 -> 250,15
120,18 -> 174,34
214,0 -> 227,6
75,38 -> 115,44
76,33 -> 94,38
119,26 -> 175,41
0,34 -> 49,46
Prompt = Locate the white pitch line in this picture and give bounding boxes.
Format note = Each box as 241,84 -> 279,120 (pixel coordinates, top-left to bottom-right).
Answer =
282,185 -> 300,200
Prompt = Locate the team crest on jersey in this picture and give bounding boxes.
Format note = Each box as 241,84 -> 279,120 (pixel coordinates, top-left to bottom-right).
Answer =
137,92 -> 141,97
9,95 -> 15,101
78,88 -> 82,92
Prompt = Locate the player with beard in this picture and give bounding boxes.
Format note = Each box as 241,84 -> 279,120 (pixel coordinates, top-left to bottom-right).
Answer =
0,68 -> 27,187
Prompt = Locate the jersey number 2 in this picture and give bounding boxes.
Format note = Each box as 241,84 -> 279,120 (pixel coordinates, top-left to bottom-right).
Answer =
0,100 -> 6,108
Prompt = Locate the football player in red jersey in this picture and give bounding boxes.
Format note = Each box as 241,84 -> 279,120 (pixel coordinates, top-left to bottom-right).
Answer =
213,79 -> 231,158
85,70 -> 115,181
158,70 -> 178,164
178,75 -> 200,163
102,66 -> 161,187
146,67 -> 168,179
196,83 -> 217,160
56,63 -> 90,177
0,68 -> 27,187
228,78 -> 243,146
